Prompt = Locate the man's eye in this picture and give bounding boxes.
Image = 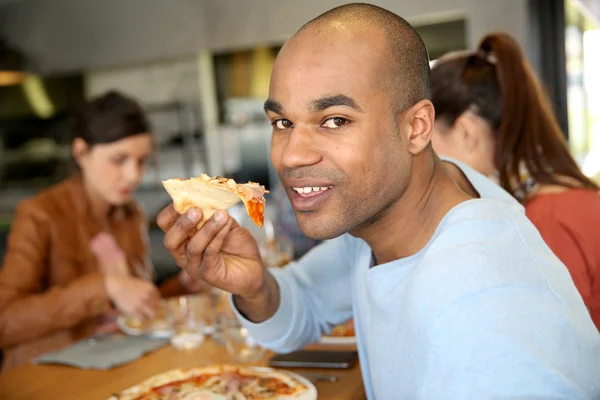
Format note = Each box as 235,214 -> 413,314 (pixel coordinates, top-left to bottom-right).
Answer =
273,119 -> 293,129
322,117 -> 349,129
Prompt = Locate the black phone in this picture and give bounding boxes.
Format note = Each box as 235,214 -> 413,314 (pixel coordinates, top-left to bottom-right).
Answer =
268,350 -> 358,369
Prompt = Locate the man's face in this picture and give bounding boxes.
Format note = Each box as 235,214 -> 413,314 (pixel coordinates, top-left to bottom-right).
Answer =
267,29 -> 412,240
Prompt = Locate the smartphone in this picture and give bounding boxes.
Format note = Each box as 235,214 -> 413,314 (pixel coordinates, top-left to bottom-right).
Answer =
268,350 -> 358,369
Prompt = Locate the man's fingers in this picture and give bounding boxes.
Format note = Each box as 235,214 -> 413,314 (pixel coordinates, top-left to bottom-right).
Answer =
157,204 -> 185,232
185,210 -> 231,271
203,216 -> 235,265
163,208 -> 203,252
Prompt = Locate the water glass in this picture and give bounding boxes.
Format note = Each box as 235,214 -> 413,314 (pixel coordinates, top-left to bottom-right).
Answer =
210,288 -> 236,344
259,237 -> 294,268
149,300 -> 173,333
169,296 -> 205,350
222,317 -> 266,363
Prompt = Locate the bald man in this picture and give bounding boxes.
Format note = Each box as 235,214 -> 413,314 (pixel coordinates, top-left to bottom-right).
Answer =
159,4 -> 600,399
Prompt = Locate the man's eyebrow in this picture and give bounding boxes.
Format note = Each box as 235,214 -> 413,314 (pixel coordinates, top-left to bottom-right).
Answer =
264,99 -> 283,114
309,94 -> 364,113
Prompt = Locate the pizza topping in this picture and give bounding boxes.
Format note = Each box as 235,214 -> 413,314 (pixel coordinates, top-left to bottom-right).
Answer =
117,365 -> 308,400
199,175 -> 266,204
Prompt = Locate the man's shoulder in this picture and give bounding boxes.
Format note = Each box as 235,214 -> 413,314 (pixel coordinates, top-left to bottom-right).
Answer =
440,156 -> 523,210
416,199 -> 568,298
430,198 -> 552,265
405,199 -> 583,319
435,198 -> 529,243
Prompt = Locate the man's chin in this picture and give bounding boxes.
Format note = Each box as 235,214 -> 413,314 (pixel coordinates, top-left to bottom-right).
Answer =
296,218 -> 346,241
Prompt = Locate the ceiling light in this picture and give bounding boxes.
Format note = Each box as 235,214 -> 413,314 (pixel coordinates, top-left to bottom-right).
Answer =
0,40 -> 27,86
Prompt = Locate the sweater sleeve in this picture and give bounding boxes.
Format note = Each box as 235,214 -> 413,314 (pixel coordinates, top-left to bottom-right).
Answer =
233,234 -> 356,352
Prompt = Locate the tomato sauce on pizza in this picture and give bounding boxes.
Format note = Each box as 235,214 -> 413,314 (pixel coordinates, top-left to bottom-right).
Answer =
110,365 -> 311,400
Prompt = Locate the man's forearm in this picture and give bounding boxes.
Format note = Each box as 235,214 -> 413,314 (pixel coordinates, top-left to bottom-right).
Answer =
233,271 -> 281,323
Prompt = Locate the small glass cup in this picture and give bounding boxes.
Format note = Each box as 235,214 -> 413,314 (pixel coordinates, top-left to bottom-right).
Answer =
169,296 -> 205,350
259,237 -> 294,268
149,300 -> 173,335
221,316 -> 266,363
210,288 -> 236,344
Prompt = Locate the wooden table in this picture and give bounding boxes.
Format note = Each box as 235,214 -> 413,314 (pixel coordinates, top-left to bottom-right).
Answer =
0,338 -> 365,400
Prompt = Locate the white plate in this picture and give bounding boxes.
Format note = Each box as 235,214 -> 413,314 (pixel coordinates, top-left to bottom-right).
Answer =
117,316 -> 215,339
116,315 -> 144,336
320,335 -> 357,345
116,316 -> 173,339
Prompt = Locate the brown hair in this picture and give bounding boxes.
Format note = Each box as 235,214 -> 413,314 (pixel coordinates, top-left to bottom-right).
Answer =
71,90 -> 151,145
431,32 -> 598,200
69,90 -> 155,174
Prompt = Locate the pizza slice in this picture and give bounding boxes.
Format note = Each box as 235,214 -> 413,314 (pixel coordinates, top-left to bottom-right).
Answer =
162,174 -> 268,228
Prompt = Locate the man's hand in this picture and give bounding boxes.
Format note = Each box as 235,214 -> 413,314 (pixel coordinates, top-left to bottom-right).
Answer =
157,205 -> 280,322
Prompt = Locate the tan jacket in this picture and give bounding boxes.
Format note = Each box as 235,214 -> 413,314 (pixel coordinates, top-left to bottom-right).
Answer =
0,176 -> 181,371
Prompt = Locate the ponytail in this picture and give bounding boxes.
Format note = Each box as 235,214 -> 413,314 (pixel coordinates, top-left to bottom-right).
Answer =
478,33 -> 598,199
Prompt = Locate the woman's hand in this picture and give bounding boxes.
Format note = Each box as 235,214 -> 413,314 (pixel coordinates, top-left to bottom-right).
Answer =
90,232 -> 130,276
104,275 -> 160,318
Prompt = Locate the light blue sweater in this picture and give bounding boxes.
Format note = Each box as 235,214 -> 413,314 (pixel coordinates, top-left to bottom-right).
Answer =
235,160 -> 600,399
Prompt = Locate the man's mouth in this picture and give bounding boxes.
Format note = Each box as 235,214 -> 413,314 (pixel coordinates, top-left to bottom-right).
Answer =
292,186 -> 334,197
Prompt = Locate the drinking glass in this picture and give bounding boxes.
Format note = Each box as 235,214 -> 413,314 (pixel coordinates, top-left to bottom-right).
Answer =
259,236 -> 294,268
169,296 -> 206,350
221,316 -> 266,363
210,287 -> 236,344
149,299 -> 173,335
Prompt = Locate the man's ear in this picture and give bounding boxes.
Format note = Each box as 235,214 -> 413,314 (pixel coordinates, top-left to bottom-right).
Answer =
403,99 -> 435,155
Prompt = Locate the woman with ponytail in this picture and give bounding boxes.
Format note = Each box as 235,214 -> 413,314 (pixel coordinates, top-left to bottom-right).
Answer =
430,32 -> 600,330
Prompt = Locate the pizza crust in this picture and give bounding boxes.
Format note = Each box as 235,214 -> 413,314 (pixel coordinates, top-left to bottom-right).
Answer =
162,174 -> 267,228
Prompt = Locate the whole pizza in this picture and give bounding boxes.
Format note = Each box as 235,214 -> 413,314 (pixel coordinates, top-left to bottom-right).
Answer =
108,365 -> 316,400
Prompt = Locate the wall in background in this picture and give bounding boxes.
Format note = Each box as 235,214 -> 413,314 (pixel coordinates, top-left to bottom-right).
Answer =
84,57 -> 209,217
0,0 -> 209,74
85,57 -> 201,107
0,0 -> 529,74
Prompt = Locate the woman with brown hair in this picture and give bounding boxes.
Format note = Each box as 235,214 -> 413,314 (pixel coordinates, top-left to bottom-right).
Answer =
0,91 -> 206,371
430,32 -> 600,330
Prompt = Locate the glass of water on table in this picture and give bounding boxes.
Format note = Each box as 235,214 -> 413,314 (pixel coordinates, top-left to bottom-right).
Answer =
169,296 -> 206,350
222,316 -> 266,363
211,288 -> 266,363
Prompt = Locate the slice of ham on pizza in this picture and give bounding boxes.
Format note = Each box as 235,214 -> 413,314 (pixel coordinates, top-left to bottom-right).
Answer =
162,174 -> 268,227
